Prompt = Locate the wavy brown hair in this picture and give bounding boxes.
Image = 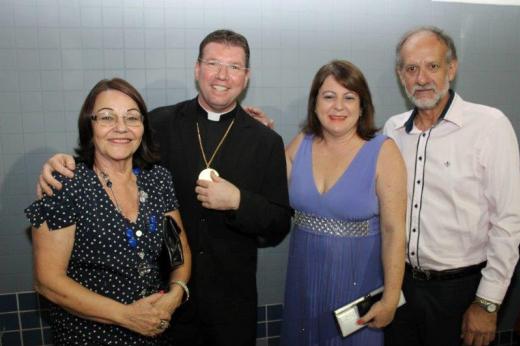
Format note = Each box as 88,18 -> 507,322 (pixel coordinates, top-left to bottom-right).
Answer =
303,60 -> 378,140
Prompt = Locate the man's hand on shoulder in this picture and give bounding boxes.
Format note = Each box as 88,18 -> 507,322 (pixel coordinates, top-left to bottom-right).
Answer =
37,154 -> 76,198
461,302 -> 497,346
244,106 -> 275,129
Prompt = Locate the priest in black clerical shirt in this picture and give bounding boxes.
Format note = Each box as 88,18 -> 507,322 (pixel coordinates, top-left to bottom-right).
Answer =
148,30 -> 292,346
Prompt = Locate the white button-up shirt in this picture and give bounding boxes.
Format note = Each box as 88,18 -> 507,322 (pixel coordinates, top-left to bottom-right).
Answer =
383,92 -> 520,303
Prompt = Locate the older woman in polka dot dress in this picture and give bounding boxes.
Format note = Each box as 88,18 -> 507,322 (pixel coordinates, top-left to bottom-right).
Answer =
25,78 -> 192,345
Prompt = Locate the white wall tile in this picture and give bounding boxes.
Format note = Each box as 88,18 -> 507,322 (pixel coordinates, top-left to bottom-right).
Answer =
39,49 -> 62,69
124,7 -> 144,27
103,28 -> 125,48
80,6 -> 103,28
61,49 -> 82,69
19,70 -> 41,91
21,112 -> 45,132
81,28 -> 104,48
14,5 -> 38,27
0,70 -> 19,92
0,92 -> 20,112
145,29 -> 165,48
124,28 -> 145,48
102,6 -> 123,27
20,91 -> 43,112
59,6 -> 81,27
62,70 -> 84,90
15,28 -> 38,48
103,49 -> 125,69
144,8 -> 164,28
1,134 -> 25,154
124,49 -> 146,68
38,28 -> 61,48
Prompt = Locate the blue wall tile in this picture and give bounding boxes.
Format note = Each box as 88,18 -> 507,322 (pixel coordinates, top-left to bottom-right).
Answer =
38,294 -> 52,309
267,304 -> 283,320
21,311 -> 41,329
0,312 -> 20,331
257,306 -> 266,322
43,327 -> 54,345
18,292 -> 38,310
267,320 -> 281,337
40,309 -> 51,327
257,322 -> 266,338
22,329 -> 43,346
1,331 -> 22,346
268,336 -> 280,346
0,294 -> 17,313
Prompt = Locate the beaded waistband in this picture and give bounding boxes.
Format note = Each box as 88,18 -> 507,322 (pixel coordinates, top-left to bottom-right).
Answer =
293,210 -> 376,237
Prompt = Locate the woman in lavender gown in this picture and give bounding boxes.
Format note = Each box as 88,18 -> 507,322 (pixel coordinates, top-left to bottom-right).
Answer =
280,60 -> 406,346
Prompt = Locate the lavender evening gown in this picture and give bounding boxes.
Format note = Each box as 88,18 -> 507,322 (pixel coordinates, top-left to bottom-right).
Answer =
280,134 -> 387,346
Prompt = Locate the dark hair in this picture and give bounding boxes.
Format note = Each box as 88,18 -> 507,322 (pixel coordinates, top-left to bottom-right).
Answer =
396,26 -> 457,70
302,60 -> 378,140
74,78 -> 158,169
198,29 -> 250,68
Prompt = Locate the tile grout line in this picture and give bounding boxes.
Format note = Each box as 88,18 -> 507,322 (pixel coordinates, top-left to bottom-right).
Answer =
38,293 -> 45,346
15,293 -> 24,346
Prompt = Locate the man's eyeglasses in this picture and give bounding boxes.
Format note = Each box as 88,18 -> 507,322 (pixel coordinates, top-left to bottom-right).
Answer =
198,59 -> 248,75
91,111 -> 143,127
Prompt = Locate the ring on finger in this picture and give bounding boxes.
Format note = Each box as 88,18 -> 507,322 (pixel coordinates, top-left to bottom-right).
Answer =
158,319 -> 168,330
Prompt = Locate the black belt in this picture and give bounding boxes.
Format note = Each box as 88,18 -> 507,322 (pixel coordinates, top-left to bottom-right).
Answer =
405,262 -> 486,281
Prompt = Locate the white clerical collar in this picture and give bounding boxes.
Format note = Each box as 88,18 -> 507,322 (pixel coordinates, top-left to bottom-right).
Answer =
198,99 -> 236,122
207,111 -> 222,121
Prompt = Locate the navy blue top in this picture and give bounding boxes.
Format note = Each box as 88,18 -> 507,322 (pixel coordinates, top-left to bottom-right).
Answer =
25,163 -> 179,345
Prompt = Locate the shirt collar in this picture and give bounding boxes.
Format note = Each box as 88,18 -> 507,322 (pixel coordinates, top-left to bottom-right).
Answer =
404,89 -> 456,133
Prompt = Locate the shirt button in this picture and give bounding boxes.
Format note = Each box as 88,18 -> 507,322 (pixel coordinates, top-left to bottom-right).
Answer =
422,133 -> 426,137
411,252 -> 415,256
418,156 -> 423,161
412,228 -> 416,233
417,180 -> 421,184
201,218 -> 206,222
414,204 -> 418,208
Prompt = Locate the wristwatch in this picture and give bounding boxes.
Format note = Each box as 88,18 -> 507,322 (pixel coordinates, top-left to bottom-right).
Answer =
473,296 -> 500,313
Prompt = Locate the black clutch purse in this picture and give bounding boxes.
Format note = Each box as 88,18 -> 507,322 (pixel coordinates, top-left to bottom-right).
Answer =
160,215 -> 184,272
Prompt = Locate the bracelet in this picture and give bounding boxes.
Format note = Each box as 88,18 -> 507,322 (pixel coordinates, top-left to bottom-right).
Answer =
170,280 -> 190,303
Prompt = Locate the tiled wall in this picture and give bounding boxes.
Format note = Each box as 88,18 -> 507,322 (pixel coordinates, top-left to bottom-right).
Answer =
0,292 -> 52,346
1,0 -> 520,337
0,291 -> 283,346
1,291 -> 519,346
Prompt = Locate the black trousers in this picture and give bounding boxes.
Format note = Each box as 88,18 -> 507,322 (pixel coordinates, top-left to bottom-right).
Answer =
384,269 -> 481,346
164,316 -> 256,346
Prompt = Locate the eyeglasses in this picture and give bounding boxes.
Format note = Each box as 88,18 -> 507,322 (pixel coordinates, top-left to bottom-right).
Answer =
198,59 -> 248,75
91,111 -> 143,127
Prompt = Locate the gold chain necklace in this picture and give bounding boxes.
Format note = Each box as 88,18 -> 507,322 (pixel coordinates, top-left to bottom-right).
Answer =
196,119 -> 235,181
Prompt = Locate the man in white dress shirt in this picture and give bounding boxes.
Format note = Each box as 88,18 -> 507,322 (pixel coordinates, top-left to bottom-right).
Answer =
383,26 -> 520,346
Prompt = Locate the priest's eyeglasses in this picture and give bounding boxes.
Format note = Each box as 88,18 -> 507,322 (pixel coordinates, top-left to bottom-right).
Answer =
198,59 -> 248,75
91,111 -> 143,127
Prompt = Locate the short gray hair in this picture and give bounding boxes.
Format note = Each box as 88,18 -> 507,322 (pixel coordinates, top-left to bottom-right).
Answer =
395,26 -> 457,70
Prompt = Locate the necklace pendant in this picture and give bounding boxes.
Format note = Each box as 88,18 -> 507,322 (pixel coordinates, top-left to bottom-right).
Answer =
135,230 -> 143,237
198,168 -> 219,181
139,190 -> 148,203
137,261 -> 152,277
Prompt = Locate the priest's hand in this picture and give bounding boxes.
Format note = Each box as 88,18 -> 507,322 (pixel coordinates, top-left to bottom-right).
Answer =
195,171 -> 241,210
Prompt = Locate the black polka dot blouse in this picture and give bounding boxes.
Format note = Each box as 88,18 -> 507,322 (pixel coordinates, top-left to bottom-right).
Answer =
25,163 -> 179,345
